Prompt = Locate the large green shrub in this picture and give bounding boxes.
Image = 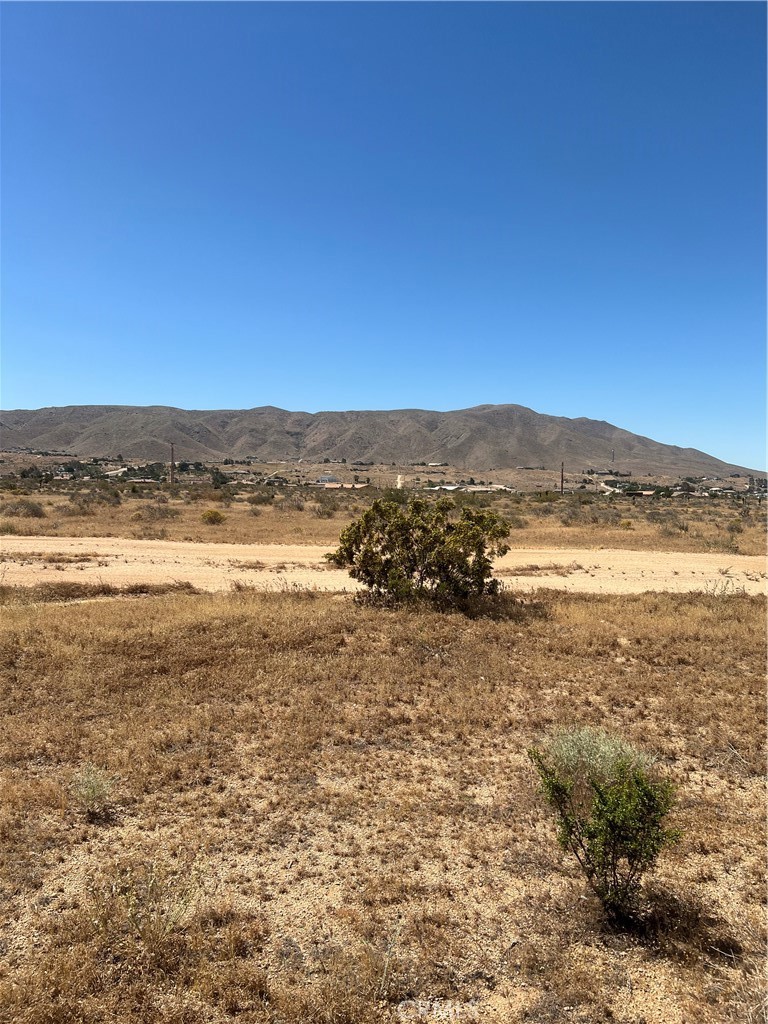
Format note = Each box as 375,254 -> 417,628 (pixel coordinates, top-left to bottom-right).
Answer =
326,496 -> 510,607
529,727 -> 680,917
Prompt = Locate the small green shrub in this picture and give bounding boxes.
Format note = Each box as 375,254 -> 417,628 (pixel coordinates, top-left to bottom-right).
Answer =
70,763 -> 116,821
201,509 -> 226,525
529,727 -> 680,917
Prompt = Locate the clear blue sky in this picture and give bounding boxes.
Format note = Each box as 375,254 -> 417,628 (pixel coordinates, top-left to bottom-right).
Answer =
2,2 -> 765,468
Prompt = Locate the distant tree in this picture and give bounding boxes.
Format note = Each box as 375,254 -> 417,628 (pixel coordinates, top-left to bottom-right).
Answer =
327,496 -> 510,607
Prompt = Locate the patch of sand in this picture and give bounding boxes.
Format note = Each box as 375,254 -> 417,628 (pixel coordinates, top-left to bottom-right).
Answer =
1,536 -> 766,595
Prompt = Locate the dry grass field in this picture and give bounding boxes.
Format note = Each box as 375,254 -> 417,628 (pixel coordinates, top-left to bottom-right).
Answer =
0,585 -> 765,1024
0,482 -> 765,555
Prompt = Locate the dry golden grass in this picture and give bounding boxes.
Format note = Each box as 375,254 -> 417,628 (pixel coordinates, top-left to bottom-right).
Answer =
0,579 -> 199,605
0,587 -> 764,1023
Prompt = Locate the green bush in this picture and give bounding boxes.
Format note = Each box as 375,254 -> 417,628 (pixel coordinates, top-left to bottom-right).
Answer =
326,496 -> 510,607
529,728 -> 680,917
201,509 -> 226,526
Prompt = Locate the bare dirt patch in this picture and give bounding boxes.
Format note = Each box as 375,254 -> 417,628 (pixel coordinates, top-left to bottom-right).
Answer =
1,535 -> 766,596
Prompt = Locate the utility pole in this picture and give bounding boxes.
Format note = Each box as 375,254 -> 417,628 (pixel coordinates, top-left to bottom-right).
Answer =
560,461 -> 564,495
169,443 -> 175,486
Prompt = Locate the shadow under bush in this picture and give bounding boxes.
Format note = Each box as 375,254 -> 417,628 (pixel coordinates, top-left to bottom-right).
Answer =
606,883 -> 747,966
352,587 -> 551,622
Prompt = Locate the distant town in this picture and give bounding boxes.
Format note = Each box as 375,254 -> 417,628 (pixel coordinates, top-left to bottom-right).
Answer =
2,448 -> 765,501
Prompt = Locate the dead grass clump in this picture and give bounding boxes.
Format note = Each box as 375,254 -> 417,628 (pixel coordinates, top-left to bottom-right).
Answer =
497,561 -> 585,577
59,498 -> 95,517
0,580 -> 199,605
70,762 -> 118,821
131,503 -> 181,522
0,519 -> 38,536
0,497 -> 47,518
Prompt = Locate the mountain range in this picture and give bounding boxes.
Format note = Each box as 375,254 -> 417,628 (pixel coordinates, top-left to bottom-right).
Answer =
0,404 -> 759,477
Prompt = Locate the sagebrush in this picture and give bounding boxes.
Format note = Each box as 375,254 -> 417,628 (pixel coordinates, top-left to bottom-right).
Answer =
529,727 -> 681,917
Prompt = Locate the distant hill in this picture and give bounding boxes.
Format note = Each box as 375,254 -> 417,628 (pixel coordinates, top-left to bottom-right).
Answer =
0,403 -> 760,477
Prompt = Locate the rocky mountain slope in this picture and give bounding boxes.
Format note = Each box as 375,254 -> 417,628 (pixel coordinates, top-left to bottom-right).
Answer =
0,403 -> 759,476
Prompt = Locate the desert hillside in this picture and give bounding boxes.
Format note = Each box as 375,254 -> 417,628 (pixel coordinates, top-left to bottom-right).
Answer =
0,403 -> 759,476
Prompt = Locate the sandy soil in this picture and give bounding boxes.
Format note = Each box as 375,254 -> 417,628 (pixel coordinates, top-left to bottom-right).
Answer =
2,535 -> 766,595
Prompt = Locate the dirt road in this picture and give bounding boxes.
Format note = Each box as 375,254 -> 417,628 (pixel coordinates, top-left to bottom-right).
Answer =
1,535 -> 766,595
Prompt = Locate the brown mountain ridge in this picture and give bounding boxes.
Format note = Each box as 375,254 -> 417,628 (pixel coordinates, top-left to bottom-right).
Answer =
0,403 -> 759,477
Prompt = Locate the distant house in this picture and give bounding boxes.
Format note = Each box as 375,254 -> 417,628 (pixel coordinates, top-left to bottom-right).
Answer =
462,484 -> 516,494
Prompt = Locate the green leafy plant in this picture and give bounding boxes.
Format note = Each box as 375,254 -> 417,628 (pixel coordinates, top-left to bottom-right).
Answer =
201,508 -> 226,525
529,727 -> 680,917
326,496 -> 510,607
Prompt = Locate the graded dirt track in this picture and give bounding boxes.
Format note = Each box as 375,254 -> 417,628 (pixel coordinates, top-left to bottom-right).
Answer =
2,535 -> 766,595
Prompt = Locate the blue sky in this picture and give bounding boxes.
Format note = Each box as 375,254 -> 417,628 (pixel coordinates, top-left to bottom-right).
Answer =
2,2 -> 765,468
